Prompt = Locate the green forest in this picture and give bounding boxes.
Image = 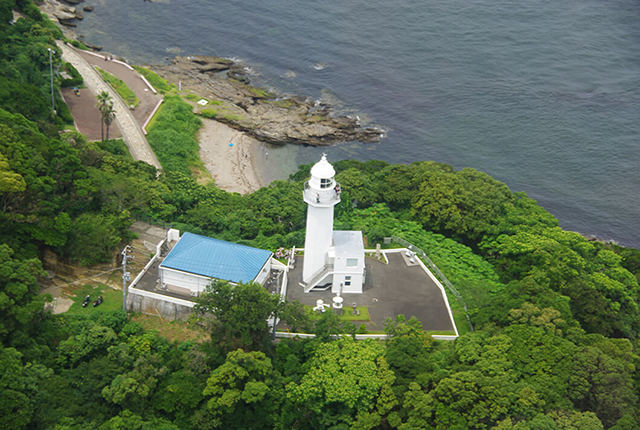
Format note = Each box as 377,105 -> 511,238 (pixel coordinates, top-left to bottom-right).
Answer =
1,0 -> 640,428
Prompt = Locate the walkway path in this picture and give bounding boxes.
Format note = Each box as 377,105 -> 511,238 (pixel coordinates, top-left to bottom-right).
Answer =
57,41 -> 162,170
74,49 -> 163,129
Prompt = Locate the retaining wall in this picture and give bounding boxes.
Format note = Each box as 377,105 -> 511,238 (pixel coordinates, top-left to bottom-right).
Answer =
127,287 -> 194,321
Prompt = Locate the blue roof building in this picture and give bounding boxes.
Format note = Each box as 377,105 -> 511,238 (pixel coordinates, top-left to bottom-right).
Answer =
158,232 -> 273,295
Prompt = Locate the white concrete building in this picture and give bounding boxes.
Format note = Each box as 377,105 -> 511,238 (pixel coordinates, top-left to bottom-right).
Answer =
301,155 -> 365,293
158,232 -> 273,297
330,231 -> 366,294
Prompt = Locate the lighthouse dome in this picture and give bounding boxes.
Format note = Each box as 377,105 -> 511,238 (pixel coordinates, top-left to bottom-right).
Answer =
309,155 -> 336,190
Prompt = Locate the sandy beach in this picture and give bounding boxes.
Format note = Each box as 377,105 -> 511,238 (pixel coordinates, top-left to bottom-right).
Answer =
198,119 -> 269,194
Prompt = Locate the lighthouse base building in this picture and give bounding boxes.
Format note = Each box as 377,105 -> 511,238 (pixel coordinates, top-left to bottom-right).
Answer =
300,231 -> 366,294
326,230 -> 365,294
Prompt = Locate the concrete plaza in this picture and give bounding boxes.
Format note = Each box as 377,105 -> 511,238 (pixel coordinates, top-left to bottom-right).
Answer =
286,252 -> 456,332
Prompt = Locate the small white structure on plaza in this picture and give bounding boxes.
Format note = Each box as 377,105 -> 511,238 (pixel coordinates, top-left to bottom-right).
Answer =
301,155 -> 365,293
158,232 -> 273,297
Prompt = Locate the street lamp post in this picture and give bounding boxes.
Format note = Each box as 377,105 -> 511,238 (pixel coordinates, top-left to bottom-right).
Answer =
47,48 -> 55,115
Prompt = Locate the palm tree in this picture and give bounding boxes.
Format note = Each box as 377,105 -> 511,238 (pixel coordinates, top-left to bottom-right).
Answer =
95,91 -> 111,141
103,103 -> 116,141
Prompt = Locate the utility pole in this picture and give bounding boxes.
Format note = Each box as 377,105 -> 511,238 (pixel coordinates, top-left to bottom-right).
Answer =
121,245 -> 133,311
272,270 -> 282,340
47,48 -> 55,115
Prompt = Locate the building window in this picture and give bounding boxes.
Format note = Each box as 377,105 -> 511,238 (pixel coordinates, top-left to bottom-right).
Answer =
346,258 -> 358,267
345,276 -> 351,286
320,178 -> 332,189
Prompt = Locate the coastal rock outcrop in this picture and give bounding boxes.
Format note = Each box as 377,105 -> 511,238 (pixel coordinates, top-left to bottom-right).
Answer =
152,56 -> 385,146
52,5 -> 76,21
41,0 -> 85,29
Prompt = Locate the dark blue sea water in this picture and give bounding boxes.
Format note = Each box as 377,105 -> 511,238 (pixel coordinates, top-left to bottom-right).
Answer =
75,0 -> 640,249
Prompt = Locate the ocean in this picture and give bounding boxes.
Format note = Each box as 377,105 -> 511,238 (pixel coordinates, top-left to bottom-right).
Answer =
73,0 -> 640,249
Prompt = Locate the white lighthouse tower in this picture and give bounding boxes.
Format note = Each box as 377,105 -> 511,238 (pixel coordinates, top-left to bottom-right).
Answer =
302,154 -> 340,286
301,155 -> 366,294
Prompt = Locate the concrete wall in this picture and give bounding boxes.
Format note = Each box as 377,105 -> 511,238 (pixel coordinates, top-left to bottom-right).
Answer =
167,228 -> 180,242
159,267 -> 211,295
274,332 -> 457,341
255,259 -> 272,285
127,288 -> 194,321
331,273 -> 363,294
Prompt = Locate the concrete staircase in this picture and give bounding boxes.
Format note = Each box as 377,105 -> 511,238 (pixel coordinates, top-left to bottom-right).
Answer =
301,264 -> 334,293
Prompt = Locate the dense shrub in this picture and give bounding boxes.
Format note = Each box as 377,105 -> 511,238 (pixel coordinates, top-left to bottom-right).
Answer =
60,62 -> 83,88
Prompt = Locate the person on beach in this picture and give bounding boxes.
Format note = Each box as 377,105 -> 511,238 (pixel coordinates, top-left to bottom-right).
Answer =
316,193 -> 320,203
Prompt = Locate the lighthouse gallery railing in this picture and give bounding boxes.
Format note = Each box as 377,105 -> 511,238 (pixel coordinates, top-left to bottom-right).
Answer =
303,181 -> 341,206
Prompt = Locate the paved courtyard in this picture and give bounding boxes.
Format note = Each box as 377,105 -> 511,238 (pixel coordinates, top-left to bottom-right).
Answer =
286,252 -> 456,332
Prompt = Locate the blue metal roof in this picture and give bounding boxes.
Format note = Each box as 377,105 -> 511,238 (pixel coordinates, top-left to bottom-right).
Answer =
160,232 -> 272,283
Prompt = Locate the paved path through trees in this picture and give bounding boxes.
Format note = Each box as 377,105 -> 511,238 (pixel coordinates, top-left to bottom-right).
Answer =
57,41 -> 162,170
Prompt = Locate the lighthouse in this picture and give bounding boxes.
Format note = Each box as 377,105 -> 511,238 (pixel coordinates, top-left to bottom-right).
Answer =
302,154 -> 340,284
301,156 -> 365,294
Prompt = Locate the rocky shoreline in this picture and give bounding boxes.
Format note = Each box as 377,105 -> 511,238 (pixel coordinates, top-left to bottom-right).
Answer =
40,0 -> 91,29
39,0 -> 385,147
150,56 -> 386,146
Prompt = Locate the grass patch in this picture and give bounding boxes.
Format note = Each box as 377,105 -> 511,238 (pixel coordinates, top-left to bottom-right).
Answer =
184,94 -> 223,106
144,102 -> 163,131
265,99 -> 295,109
192,163 -> 213,185
199,109 -> 218,119
131,314 -> 209,343
60,62 -> 83,88
247,86 -> 275,99
305,115 -> 324,122
222,113 -> 242,122
305,306 -> 370,321
196,110 -> 243,122
234,82 -> 275,99
96,67 -> 139,108
146,95 -> 203,175
67,39 -> 89,50
196,107 -> 243,123
448,298 -> 472,336
65,284 -> 123,315
133,66 -> 173,94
